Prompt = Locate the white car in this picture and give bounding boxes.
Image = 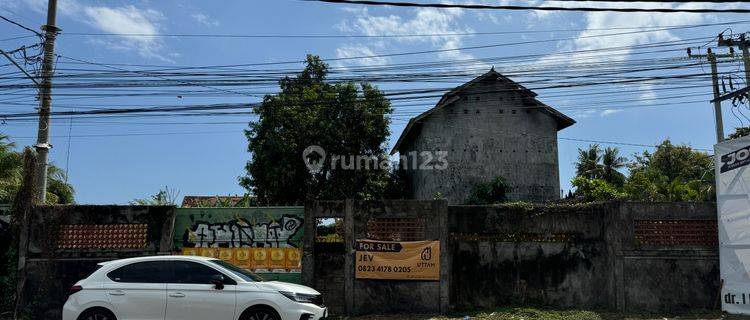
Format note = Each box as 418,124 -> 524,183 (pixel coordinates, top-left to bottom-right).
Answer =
62,255 -> 327,320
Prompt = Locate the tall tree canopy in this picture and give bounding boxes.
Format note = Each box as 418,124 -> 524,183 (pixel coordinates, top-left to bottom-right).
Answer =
0,134 -> 74,204
240,55 -> 393,204
571,140 -> 714,202
624,140 -> 714,201
574,144 -> 626,186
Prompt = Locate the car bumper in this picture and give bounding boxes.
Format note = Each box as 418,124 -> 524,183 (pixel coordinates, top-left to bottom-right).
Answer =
62,300 -> 80,320
279,302 -> 327,320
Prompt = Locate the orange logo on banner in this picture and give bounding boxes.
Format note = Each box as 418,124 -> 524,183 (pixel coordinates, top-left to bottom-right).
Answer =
269,248 -> 286,269
355,240 -> 440,281
286,248 -> 301,270
218,249 -> 233,261
253,248 -> 269,269
234,249 -> 251,268
199,248 -> 217,258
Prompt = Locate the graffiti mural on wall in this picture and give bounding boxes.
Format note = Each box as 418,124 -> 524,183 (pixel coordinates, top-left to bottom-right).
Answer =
173,207 -> 305,281
183,214 -> 303,248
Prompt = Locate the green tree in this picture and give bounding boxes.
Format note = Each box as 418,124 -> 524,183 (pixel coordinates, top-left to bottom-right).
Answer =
602,147 -> 627,187
624,140 -> 714,201
240,55 -> 393,203
575,144 -> 604,180
571,176 -> 627,202
574,144 -> 627,186
465,176 -> 509,205
0,134 -> 74,204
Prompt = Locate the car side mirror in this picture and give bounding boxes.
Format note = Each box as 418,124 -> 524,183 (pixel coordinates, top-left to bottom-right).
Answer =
211,274 -> 225,290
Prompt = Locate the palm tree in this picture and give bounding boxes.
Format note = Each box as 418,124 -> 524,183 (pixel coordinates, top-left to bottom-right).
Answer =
601,147 -> 627,186
0,135 -> 74,204
575,144 -> 603,179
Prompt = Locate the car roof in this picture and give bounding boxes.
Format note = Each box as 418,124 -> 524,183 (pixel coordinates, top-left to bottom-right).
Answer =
97,255 -> 217,266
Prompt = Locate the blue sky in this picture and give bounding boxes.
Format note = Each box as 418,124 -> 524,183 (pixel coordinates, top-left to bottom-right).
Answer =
0,0 -> 748,204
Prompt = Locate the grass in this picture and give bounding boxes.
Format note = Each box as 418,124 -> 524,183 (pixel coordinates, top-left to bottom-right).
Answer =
333,306 -> 750,320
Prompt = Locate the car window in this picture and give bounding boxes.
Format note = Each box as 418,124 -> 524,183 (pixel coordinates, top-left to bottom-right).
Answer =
107,261 -> 171,283
208,259 -> 264,282
172,261 -> 235,285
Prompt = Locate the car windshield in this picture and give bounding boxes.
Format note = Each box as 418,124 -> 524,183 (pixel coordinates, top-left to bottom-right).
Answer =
208,259 -> 264,282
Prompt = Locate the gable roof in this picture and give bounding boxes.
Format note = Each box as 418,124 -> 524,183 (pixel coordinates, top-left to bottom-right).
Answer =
390,68 -> 575,155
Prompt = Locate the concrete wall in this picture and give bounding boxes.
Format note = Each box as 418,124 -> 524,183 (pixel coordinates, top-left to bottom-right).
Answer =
399,78 -> 561,204
16,205 -> 175,319
450,203 -> 614,310
450,202 -> 719,312
303,200 -> 450,315
306,200 -> 719,315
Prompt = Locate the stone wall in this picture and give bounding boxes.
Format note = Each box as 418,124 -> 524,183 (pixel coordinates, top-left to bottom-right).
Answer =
15,205 -> 175,319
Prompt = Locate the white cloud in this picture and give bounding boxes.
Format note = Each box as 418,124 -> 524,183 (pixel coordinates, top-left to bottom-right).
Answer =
529,1 -> 731,107
600,109 -> 622,117
335,43 -> 390,67
191,13 -> 219,27
335,5 -> 483,68
82,5 -> 167,61
8,0 -> 170,61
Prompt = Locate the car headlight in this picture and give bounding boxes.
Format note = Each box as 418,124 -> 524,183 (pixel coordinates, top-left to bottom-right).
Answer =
279,291 -> 318,304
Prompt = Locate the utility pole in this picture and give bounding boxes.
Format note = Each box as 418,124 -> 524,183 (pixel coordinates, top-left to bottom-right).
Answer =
34,0 -> 59,203
718,33 -> 750,90
709,49 -> 725,143
688,47 -> 732,143
742,35 -> 750,85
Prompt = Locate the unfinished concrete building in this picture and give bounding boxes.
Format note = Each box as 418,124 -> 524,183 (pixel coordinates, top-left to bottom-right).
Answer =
392,68 -> 575,204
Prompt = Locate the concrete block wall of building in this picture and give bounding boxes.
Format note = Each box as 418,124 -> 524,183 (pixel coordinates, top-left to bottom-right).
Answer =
393,69 -> 574,204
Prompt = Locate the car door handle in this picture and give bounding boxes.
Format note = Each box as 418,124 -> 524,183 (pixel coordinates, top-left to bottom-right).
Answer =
108,290 -> 125,296
169,292 -> 185,298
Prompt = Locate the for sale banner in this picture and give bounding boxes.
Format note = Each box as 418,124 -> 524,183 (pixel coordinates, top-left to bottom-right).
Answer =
716,135 -> 750,315
355,239 -> 439,280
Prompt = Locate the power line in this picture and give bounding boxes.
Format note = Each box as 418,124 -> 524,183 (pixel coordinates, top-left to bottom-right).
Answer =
307,0 -> 750,13
61,19 -> 750,39
0,14 -> 42,37
549,0 -> 745,2
559,137 -> 712,152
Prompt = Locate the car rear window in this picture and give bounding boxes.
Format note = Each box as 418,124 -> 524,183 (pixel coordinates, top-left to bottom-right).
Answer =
107,261 -> 171,283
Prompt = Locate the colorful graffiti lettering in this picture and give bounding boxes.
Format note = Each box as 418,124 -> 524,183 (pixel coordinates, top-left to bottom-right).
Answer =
182,214 -> 303,248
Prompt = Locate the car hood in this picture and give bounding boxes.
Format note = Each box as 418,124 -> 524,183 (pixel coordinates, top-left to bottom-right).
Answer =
255,281 -> 320,295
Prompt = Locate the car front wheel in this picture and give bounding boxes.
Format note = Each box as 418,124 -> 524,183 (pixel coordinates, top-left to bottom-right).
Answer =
241,306 -> 281,320
78,308 -> 116,320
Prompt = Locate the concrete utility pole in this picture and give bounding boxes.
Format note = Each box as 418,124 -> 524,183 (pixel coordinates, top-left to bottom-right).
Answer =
709,49 -> 725,143
689,47 -> 728,143
742,35 -> 750,85
687,43 -> 735,142
34,0 -> 59,203
718,33 -> 750,90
